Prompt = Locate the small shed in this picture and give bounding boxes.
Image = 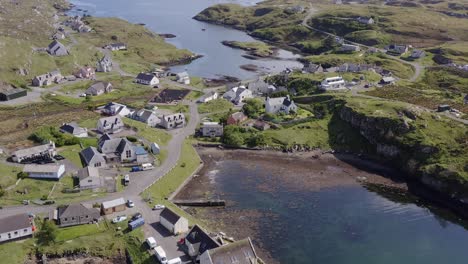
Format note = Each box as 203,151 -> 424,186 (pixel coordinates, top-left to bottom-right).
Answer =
150,143 -> 160,155
101,197 -> 126,215
135,146 -> 150,164
159,208 -> 189,235
0,84 -> 27,101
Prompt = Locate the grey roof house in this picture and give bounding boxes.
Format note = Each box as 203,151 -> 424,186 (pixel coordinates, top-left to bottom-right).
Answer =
0,214 -> 33,243
53,203 -> 100,227
86,82 -> 113,96
60,122 -> 88,138
185,225 -> 221,258
135,72 -> 159,86
199,238 -> 259,264
80,146 -> 106,168
131,109 -> 160,127
76,166 -> 104,190
47,40 -> 69,56
0,84 -> 27,101
98,135 -> 136,163
97,116 -> 124,134
96,55 -> 113,72
265,95 -> 298,114
410,49 -> 426,59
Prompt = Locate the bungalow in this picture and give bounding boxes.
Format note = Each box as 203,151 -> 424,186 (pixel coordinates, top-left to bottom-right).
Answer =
410,49 -> 426,59
47,40 -> 69,56
0,84 -> 27,101
97,116 -> 124,134
98,136 -> 136,163
23,164 -> 65,180
32,70 -> 63,86
101,197 -> 126,215
160,113 -> 186,130
176,71 -> 190,85
54,203 -> 100,227
74,66 -> 96,79
60,122 -> 88,138
302,63 -> 323,74
223,86 -> 253,104
159,208 -> 189,235
199,238 -> 259,264
101,102 -> 132,117
96,55 -> 113,72
356,17 -> 374,25
131,109 -> 160,127
80,147 -> 106,168
11,142 -> 56,163
185,225 -> 221,258
198,91 -> 219,103
76,166 -> 104,190
86,82 -> 113,96
265,95 -> 298,114
135,73 -> 159,86
150,142 -> 160,155
320,76 -> 346,91
105,43 -> 127,51
135,146 -> 150,164
385,44 -> 409,55
380,76 -> 396,85
0,214 -> 34,243
340,44 -> 361,52
201,122 -> 223,137
227,112 -> 247,125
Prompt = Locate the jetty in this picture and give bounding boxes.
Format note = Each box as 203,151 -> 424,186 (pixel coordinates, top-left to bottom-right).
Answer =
172,199 -> 226,207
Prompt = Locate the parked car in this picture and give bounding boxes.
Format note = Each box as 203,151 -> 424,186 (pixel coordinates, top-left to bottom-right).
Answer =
146,236 -> 157,249
154,246 -> 168,264
167,257 -> 182,264
112,215 -> 127,223
79,93 -> 87,97
128,217 -> 145,230
152,204 -> 165,210
131,166 -> 142,172
131,212 -> 142,221
54,155 -> 65,160
127,199 -> 135,208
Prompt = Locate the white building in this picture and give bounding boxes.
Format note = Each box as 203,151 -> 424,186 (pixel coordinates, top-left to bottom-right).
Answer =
101,102 -> 132,117
11,142 -> 57,163
223,86 -> 253,105
159,113 -> 185,130
198,91 -> 219,103
131,109 -> 160,127
76,166 -> 103,190
97,116 -> 124,134
60,122 -> 88,138
23,164 -> 65,180
159,208 -> 189,235
200,238 -> 259,264
320,77 -> 346,91
340,44 -> 361,52
265,95 -> 298,114
201,122 -> 223,137
176,72 -> 190,85
135,73 -> 159,86
0,214 -> 33,243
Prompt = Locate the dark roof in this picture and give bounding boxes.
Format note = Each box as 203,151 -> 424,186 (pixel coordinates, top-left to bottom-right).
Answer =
57,203 -> 97,218
0,214 -> 31,233
116,138 -> 132,154
160,208 -> 182,224
136,73 -> 156,82
48,40 -> 59,50
283,96 -> 293,107
80,146 -> 101,165
0,84 -> 26,96
208,238 -> 258,264
185,225 -> 220,254
152,89 -> 190,103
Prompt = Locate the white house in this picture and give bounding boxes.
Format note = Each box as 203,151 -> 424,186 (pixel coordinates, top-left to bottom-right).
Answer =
150,143 -> 160,155
135,73 -> 159,86
265,95 -> 298,114
11,142 -> 57,163
159,208 -> 189,235
201,122 -> 224,137
159,113 -> 185,130
176,71 -> 190,85
101,102 -> 132,117
185,225 -> 221,258
97,116 -> 124,134
76,166 -> 103,190
223,86 -> 253,105
47,40 -> 69,56
131,109 -> 160,127
197,91 -> 219,103
23,164 -> 66,180
60,122 -> 88,138
199,238 -> 259,264
0,214 -> 33,243
320,76 -> 346,91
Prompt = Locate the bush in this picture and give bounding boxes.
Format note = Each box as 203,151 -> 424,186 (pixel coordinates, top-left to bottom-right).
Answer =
242,98 -> 264,118
17,172 -> 29,179
29,126 -> 80,147
126,136 -> 138,142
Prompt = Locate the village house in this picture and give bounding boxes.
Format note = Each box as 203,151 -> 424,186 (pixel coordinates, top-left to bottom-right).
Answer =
0,214 -> 34,243
135,72 -> 159,86
223,86 -> 253,105
356,16 -> 374,24
0,83 -> 27,101
97,116 -> 124,134
227,112 -> 248,125
131,109 -> 160,127
160,113 -> 186,129
176,71 -> 191,85
76,166 -> 104,190
65,16 -> 92,32
410,49 -> 426,59
201,122 -> 224,137
198,91 -> 219,103
96,55 -> 113,72
101,102 -> 132,117
380,76 -> 396,85
74,66 -> 96,79
23,164 -> 66,180
32,70 -> 63,86
98,135 -> 137,163
80,146 -> 106,168
105,43 -> 127,51
52,203 -> 100,227
47,40 -> 69,56
51,31 -> 65,40
247,78 -> 276,95
253,120 -> 271,131
302,63 -> 323,74
11,142 -> 56,163
86,82 -> 113,96
134,146 -> 150,164
185,225 -> 221,258
60,122 -> 88,138
150,142 -> 160,155
160,208 -> 189,235
265,95 -> 298,114
385,44 -> 409,55
101,197 -> 126,215
199,238 -> 259,264
320,76 -> 346,90
340,44 -> 361,52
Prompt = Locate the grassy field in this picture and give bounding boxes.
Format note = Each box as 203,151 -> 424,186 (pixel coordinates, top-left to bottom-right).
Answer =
0,239 -> 34,264
123,118 -> 172,146
198,99 -> 234,114
58,145 -> 83,168
0,163 -> 22,188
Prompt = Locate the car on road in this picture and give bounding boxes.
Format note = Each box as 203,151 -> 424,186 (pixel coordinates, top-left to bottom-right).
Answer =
112,215 -> 127,223
152,204 -> 165,210
131,212 -> 142,221
146,236 -> 157,249
127,199 -> 135,208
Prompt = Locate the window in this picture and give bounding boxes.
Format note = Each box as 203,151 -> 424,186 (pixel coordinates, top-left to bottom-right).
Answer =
64,218 -> 68,221
14,231 -> 18,235
95,162 -> 101,167
24,229 -> 28,233
72,217 -> 75,221
86,215 -> 89,218
126,150 -> 132,158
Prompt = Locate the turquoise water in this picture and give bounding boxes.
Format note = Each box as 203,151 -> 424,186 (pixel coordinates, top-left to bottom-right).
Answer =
211,158 -> 468,264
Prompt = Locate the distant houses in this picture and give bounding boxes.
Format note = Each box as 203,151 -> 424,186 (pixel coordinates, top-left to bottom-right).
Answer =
302,63 -> 323,74
265,95 -> 297,114
131,109 -> 160,127
32,70 -> 63,87
198,91 -> 219,103
223,86 -> 253,105
160,113 -> 186,129
96,55 -> 113,72
47,40 -> 69,56
0,83 -> 27,101
340,44 -> 361,52
379,76 -> 396,85
176,71 -> 190,85
23,164 -> 65,180
60,122 -> 88,138
0,214 -> 34,243
199,237 -> 260,264
86,82 -> 113,96
135,73 -> 159,86
159,208 -> 189,235
52,203 -> 100,227
410,49 -> 426,59
64,16 -> 92,32
75,66 -> 96,79
97,116 -> 124,134
320,76 -> 346,91
201,122 -> 223,137
101,102 -> 132,117
105,43 -> 127,51
385,44 -> 409,55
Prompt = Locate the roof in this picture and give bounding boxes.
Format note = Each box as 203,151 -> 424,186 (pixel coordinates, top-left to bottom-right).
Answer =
0,83 -> 26,96
23,164 -> 64,173
57,203 -> 97,218
134,146 -> 147,155
207,238 -> 258,264
382,76 -> 396,82
160,208 -> 183,225
80,146 -> 103,165
13,143 -> 54,158
77,166 -> 100,180
176,71 -> 189,78
185,225 -> 220,254
102,197 -> 126,209
110,42 -> 126,47
98,116 -> 123,127
0,214 -> 31,233
134,109 -> 156,122
87,82 -> 112,93
151,142 -> 160,149
136,72 -> 156,82
229,112 -> 246,121
60,122 -> 86,135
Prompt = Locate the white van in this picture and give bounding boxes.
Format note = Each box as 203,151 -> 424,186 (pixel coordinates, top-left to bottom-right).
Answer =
154,246 -> 168,264
124,174 -> 130,186
146,236 -> 157,249
167,257 -> 182,264
142,163 -> 154,171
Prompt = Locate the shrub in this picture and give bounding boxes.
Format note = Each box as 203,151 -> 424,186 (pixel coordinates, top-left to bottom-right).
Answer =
17,172 -> 29,179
